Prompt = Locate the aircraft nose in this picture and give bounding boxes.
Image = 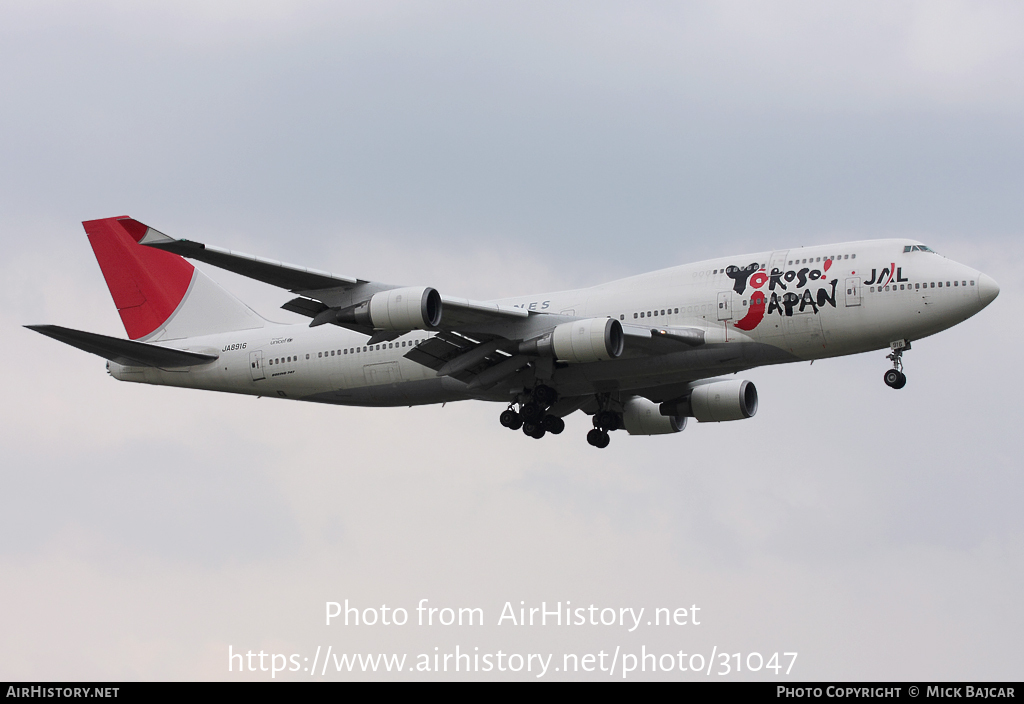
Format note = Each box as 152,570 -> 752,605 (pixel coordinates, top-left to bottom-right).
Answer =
977,273 -> 999,307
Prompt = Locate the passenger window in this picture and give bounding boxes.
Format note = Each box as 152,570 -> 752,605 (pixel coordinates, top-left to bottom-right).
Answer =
305,354 -> 309,360
633,313 -> 638,319
640,312 -> 644,318
954,281 -> 958,286
674,308 -> 679,313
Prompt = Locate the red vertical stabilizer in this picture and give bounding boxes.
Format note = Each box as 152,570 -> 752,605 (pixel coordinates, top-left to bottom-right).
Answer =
84,217 -> 194,340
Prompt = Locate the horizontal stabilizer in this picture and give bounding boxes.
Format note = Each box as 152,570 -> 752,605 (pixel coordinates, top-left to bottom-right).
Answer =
26,325 -> 218,368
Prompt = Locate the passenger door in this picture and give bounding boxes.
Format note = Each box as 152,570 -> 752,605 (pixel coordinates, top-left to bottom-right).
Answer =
717,291 -> 733,321
845,277 -> 862,307
249,350 -> 265,381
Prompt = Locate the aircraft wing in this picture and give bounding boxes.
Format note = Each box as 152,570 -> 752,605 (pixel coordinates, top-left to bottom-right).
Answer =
26,325 -> 218,368
130,219 -> 531,333
128,220 -> 366,292
128,218 -> 702,389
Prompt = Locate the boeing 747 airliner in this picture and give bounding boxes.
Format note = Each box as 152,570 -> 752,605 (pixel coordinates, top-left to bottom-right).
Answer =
28,217 -> 998,447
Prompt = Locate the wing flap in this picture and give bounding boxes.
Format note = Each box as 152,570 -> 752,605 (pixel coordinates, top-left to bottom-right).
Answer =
404,331 -> 517,383
26,325 -> 218,368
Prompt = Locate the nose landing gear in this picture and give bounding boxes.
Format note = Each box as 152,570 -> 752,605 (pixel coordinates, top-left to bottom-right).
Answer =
884,340 -> 910,389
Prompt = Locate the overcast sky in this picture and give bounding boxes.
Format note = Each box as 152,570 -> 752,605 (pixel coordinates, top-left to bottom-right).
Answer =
1,1 -> 1022,681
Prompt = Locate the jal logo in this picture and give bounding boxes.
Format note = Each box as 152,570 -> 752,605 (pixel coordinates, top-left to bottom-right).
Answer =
863,264 -> 907,288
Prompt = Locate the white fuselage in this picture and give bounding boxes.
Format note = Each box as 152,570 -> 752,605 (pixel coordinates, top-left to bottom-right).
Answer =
107,239 -> 996,407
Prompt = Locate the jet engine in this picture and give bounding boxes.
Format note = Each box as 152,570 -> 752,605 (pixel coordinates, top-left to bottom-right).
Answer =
688,379 -> 758,422
334,286 -> 442,330
519,318 -> 624,363
622,397 -> 686,435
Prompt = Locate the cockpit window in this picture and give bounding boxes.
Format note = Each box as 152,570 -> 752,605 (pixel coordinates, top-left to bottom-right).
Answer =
904,245 -> 938,253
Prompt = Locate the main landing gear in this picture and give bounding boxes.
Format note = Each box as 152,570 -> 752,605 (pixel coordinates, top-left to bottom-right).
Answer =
884,339 -> 910,389
498,385 -> 565,439
587,409 -> 620,449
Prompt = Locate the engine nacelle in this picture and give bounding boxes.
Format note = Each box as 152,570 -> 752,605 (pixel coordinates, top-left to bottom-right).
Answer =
623,397 -> 686,435
688,379 -> 758,422
333,286 -> 442,330
520,318 -> 624,363
368,286 -> 442,330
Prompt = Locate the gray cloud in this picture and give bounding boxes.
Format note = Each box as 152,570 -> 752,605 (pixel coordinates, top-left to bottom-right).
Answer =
1,0 -> 1021,680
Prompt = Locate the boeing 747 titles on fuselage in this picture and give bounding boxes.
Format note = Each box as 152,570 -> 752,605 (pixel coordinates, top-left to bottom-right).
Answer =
28,217 -> 999,448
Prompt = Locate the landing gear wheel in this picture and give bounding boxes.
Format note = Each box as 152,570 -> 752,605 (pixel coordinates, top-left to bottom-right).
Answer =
521,402 -> 542,421
542,415 -> 565,435
523,422 -> 546,439
884,340 -> 910,390
884,369 -> 907,389
595,411 -> 620,431
534,385 -> 558,407
587,428 -> 610,448
500,409 -> 518,428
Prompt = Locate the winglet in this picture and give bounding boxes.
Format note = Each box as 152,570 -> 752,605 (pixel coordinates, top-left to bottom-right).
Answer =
117,218 -> 176,246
